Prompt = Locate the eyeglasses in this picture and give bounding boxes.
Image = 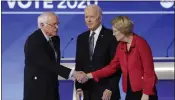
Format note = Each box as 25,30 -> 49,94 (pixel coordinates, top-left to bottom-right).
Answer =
44,22 -> 59,29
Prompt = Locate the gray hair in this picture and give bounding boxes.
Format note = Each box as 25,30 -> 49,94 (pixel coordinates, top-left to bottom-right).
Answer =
37,12 -> 57,28
85,4 -> 102,18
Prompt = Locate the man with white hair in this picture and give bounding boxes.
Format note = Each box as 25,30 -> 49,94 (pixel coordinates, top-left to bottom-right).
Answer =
23,12 -> 78,100
75,4 -> 121,100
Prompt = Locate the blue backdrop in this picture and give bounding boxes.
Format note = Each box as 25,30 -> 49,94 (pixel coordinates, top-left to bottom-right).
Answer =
2,1 -> 174,100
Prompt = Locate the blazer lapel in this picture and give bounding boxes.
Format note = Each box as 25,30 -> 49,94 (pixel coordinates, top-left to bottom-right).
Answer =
84,31 -> 91,59
36,29 -> 55,58
92,26 -> 105,59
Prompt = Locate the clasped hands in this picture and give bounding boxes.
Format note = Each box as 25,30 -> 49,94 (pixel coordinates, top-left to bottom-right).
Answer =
73,71 -> 92,83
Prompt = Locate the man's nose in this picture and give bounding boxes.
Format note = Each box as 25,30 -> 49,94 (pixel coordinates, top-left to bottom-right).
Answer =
87,18 -> 91,22
88,19 -> 91,22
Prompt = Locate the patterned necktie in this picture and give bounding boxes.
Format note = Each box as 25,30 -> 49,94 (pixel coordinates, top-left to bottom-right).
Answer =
89,32 -> 96,60
48,38 -> 57,61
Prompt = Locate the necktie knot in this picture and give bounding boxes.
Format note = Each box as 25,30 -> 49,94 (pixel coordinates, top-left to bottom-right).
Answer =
89,32 -> 95,43
48,38 -> 52,43
91,32 -> 96,37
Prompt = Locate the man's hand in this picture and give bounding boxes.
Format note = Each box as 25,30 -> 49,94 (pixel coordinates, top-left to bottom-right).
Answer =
141,93 -> 149,100
72,71 -> 83,80
76,89 -> 84,100
102,89 -> 112,100
76,72 -> 89,83
73,71 -> 93,83
72,71 -> 89,83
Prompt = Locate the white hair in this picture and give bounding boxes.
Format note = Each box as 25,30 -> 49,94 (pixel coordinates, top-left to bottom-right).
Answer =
37,12 -> 56,28
38,14 -> 47,28
85,4 -> 102,18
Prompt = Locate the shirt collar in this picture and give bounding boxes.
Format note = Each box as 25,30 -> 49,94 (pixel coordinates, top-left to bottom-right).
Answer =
41,29 -> 50,41
90,24 -> 102,36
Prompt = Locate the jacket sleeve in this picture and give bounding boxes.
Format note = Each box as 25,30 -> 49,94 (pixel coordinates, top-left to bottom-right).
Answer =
91,45 -> 121,82
24,37 -> 71,79
138,39 -> 157,95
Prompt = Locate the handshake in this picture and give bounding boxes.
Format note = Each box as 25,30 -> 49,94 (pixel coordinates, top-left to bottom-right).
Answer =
73,71 -> 93,84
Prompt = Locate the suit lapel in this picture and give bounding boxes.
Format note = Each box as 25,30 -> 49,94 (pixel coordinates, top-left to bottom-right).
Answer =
92,26 -> 105,59
85,30 -> 91,59
36,29 -> 55,58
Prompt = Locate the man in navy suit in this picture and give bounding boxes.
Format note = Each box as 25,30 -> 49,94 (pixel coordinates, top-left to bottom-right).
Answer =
75,5 -> 121,100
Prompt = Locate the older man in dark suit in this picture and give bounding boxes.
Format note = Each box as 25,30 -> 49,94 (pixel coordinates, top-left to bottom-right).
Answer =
75,4 -> 121,100
23,12 -> 78,100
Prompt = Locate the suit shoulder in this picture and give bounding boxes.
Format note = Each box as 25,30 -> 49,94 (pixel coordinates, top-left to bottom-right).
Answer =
25,29 -> 40,44
77,30 -> 89,39
103,27 -> 113,36
135,34 -> 147,43
135,34 -> 149,47
104,27 -> 113,32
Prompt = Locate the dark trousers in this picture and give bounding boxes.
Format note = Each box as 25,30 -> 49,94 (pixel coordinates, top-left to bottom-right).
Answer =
125,76 -> 158,100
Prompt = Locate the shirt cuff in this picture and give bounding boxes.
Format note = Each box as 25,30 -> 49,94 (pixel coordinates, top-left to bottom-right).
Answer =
68,69 -> 75,79
91,72 -> 100,82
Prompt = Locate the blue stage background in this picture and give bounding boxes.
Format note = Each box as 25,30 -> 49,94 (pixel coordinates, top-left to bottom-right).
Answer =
2,1 -> 174,100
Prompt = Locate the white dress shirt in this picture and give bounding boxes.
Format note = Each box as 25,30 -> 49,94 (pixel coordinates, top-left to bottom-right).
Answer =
70,25 -> 103,79
41,30 -> 49,41
89,24 -> 102,51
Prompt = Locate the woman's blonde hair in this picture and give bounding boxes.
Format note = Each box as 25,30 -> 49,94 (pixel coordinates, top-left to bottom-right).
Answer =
112,16 -> 134,36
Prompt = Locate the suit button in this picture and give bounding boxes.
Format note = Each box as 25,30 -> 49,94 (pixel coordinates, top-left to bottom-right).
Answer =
34,76 -> 37,80
141,77 -> 143,79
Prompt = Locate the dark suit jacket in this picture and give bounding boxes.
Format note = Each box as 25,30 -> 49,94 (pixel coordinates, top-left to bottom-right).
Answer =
75,26 -> 121,100
23,29 -> 71,100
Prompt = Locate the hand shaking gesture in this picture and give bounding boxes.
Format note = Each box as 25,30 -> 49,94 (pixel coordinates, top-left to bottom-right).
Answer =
73,71 -> 93,84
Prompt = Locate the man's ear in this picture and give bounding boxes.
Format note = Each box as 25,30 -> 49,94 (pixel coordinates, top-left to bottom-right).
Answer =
40,23 -> 44,28
99,16 -> 102,22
